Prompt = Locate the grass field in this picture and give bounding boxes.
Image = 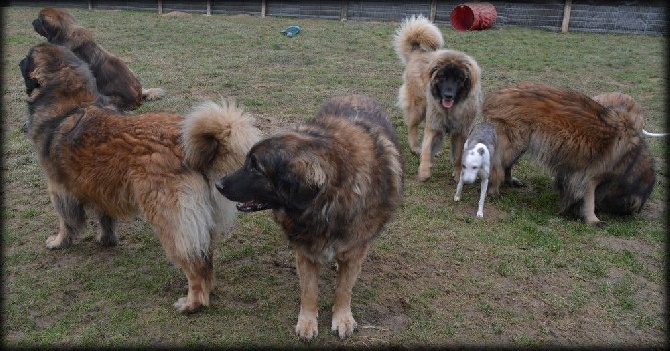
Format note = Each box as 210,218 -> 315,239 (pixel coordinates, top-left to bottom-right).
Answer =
2,6 -> 667,348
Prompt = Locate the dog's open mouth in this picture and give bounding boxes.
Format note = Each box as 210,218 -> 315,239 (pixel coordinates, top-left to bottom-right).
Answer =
442,98 -> 454,109
236,200 -> 272,212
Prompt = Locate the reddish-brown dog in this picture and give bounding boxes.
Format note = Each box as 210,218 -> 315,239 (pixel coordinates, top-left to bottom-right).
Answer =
485,82 -> 655,226
20,43 -> 260,312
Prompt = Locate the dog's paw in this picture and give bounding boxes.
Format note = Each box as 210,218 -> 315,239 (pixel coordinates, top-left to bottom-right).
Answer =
509,177 -> 523,187
589,220 -> 606,228
96,232 -> 119,247
417,167 -> 431,182
173,297 -> 202,314
454,195 -> 461,202
487,191 -> 501,199
295,313 -> 319,340
476,210 -> 484,218
331,311 -> 357,339
45,234 -> 70,249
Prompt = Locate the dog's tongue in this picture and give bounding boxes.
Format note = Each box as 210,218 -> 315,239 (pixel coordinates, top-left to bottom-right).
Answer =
442,98 -> 454,109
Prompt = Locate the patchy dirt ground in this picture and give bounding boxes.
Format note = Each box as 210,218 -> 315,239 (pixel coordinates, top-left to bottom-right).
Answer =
3,6 -> 666,348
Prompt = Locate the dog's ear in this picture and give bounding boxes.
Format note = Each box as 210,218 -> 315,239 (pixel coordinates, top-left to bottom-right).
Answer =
19,53 -> 39,95
277,175 -> 320,211
429,64 -> 441,78
462,68 -> 472,91
276,157 -> 325,210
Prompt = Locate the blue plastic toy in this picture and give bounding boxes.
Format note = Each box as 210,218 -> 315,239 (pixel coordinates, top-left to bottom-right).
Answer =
281,25 -> 301,37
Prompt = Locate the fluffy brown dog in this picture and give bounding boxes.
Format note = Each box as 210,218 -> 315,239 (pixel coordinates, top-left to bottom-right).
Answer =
393,14 -> 482,182
485,81 -> 655,226
32,7 -> 165,110
215,95 -> 404,340
20,43 -> 261,312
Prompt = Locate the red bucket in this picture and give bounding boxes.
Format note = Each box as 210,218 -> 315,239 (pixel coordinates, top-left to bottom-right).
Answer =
451,2 -> 497,31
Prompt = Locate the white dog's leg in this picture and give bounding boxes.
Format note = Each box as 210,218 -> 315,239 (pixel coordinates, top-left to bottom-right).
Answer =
477,178 -> 489,217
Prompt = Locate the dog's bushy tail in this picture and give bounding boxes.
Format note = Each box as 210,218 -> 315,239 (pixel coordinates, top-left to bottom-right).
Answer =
142,87 -> 166,101
592,91 -> 669,137
393,14 -> 444,65
182,99 -> 261,178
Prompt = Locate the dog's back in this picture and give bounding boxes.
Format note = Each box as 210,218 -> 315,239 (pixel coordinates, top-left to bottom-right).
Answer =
485,82 -> 639,176
465,121 -> 497,152
315,94 -> 400,149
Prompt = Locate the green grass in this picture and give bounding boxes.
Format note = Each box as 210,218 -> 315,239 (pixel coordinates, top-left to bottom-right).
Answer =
2,5 -> 667,348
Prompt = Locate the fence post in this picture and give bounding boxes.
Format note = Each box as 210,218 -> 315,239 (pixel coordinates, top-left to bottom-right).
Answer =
261,0 -> 267,17
341,0 -> 348,21
430,0 -> 437,22
158,0 -> 163,15
88,0 -> 92,10
561,0 -> 572,33
206,0 -> 211,15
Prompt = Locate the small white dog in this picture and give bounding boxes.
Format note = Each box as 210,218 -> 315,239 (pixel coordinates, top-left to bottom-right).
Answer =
454,122 -> 497,217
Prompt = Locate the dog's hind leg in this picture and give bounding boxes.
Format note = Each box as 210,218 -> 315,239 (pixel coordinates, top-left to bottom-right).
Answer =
148,209 -> 214,312
504,167 -> 523,187
46,185 -> 85,249
295,250 -> 320,340
405,107 -> 424,155
171,248 -> 214,313
418,127 -> 444,182
96,214 -> 119,247
332,243 -> 369,339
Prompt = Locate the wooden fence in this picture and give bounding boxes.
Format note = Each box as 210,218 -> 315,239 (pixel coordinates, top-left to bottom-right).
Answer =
7,0 -> 667,35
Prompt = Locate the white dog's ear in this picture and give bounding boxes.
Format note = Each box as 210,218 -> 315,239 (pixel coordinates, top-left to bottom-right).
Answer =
477,146 -> 486,156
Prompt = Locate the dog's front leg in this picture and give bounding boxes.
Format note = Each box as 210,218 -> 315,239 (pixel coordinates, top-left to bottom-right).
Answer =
581,181 -> 603,226
477,177 -> 489,217
295,250 -> 320,340
332,243 -> 369,339
450,133 -> 466,182
454,177 -> 464,202
418,128 -> 442,182
46,184 -> 85,249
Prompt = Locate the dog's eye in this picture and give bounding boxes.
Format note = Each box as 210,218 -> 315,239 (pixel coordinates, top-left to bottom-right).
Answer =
249,155 -> 258,169
249,154 -> 263,174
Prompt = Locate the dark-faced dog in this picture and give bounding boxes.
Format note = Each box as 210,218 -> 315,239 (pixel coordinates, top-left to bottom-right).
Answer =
216,95 -> 403,340
32,7 -> 164,110
393,14 -> 482,182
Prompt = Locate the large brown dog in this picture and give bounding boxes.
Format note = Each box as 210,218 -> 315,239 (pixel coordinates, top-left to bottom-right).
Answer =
20,43 -> 261,312
32,7 -> 164,110
393,15 -> 482,182
485,81 -> 655,226
215,95 -> 404,340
